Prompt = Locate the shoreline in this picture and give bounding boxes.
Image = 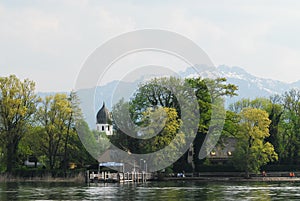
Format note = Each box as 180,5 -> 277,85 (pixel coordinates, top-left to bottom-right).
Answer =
0,177 -> 299,183
1,172 -> 300,183
160,176 -> 300,182
0,174 -> 85,183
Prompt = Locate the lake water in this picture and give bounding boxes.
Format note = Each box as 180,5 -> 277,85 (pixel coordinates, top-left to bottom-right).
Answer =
0,181 -> 300,200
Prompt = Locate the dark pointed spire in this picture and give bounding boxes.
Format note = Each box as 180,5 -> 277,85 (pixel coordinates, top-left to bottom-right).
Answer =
96,102 -> 111,124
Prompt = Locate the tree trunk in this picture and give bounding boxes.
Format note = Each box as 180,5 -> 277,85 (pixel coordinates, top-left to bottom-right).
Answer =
63,114 -> 72,177
6,141 -> 18,173
62,133 -> 70,177
193,132 -> 206,171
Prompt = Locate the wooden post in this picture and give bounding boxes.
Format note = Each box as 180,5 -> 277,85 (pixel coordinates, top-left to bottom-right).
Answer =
86,170 -> 90,184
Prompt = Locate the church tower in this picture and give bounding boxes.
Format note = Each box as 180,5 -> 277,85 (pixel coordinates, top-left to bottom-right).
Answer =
96,102 -> 113,135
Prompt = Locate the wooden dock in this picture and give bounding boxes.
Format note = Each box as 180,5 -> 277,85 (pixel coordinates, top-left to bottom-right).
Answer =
86,170 -> 152,184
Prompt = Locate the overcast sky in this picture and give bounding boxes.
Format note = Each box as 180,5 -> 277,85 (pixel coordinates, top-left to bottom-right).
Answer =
1,0 -> 300,92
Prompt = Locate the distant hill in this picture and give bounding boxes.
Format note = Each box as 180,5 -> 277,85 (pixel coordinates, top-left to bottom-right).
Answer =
38,65 -> 300,129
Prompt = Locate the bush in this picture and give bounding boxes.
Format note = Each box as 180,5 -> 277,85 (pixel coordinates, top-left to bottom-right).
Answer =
262,164 -> 300,172
196,165 -> 239,172
10,168 -> 86,178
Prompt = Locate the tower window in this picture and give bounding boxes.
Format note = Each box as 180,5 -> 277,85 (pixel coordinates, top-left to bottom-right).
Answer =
102,126 -> 104,131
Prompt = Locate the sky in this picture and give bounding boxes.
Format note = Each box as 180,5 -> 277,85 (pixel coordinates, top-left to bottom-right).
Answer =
1,0 -> 300,92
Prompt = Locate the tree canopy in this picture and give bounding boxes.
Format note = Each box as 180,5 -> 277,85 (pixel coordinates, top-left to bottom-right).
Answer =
2,73 -> 300,175
0,75 -> 39,172
232,108 -> 278,177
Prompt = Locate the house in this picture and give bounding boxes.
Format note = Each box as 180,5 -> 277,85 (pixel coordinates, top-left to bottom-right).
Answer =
206,137 -> 236,164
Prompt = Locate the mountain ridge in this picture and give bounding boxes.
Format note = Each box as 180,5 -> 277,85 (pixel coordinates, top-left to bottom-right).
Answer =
37,65 -> 300,129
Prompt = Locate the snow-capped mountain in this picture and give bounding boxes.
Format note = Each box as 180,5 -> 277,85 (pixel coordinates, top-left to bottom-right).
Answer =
216,65 -> 299,105
38,65 -> 300,129
180,65 -> 299,106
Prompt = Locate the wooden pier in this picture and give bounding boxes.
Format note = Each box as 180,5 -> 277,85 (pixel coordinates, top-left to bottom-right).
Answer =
86,170 -> 152,184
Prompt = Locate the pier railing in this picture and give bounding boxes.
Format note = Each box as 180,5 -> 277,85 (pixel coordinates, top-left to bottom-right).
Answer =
87,171 -> 152,183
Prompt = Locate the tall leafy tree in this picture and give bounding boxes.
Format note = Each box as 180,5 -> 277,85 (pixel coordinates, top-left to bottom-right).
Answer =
110,98 -> 138,153
36,93 -> 80,169
0,75 -> 39,172
280,89 -> 300,164
131,77 -> 182,121
77,119 -> 110,164
265,95 -> 284,162
140,107 -> 185,168
115,76 -> 237,171
232,108 -> 278,178
186,77 -> 237,169
61,91 -> 82,173
229,97 -> 284,161
229,97 -> 271,113
19,126 -> 43,159
67,120 -> 99,167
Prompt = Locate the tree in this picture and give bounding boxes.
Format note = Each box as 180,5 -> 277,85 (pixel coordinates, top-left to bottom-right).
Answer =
265,95 -> 284,163
186,77 -> 237,169
18,125 -> 45,166
68,120 -> 99,167
229,97 -> 270,113
131,77 -> 182,121
140,107 -> 183,149
61,91 -> 82,173
229,97 -> 284,162
36,93 -> 79,170
280,89 -> 300,164
232,108 -> 278,178
111,100 -> 185,154
76,119 -> 110,164
110,98 -> 138,153
140,107 -> 185,169
124,76 -> 237,171
0,75 -> 39,172
222,110 -> 239,138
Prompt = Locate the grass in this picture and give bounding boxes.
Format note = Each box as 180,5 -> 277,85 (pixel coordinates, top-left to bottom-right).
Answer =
0,171 -> 86,183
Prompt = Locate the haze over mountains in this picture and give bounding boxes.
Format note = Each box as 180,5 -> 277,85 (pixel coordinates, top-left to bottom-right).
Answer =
38,65 -> 300,129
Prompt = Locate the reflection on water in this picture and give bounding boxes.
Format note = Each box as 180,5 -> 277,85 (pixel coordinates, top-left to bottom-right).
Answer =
0,181 -> 300,200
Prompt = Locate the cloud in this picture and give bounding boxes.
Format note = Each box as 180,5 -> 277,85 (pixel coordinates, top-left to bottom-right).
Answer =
0,1 -> 136,91
1,0 -> 300,91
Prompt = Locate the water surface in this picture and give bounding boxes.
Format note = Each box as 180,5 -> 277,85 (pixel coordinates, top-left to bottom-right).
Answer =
0,181 -> 299,200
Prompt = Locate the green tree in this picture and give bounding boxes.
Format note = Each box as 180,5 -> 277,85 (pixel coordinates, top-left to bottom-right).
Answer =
229,97 -> 270,113
232,108 -> 278,178
0,75 -> 39,172
280,89 -> 300,164
68,120 -> 99,167
122,76 -> 237,171
139,107 -> 185,169
229,97 -> 284,162
131,77 -> 182,121
114,77 -> 196,154
110,98 -> 138,153
141,107 -> 183,148
18,126 -> 45,166
76,119 -> 110,163
222,111 -> 239,138
265,95 -> 284,163
61,91 -> 82,173
111,100 -> 185,154
186,77 -> 237,169
36,93 -> 79,169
